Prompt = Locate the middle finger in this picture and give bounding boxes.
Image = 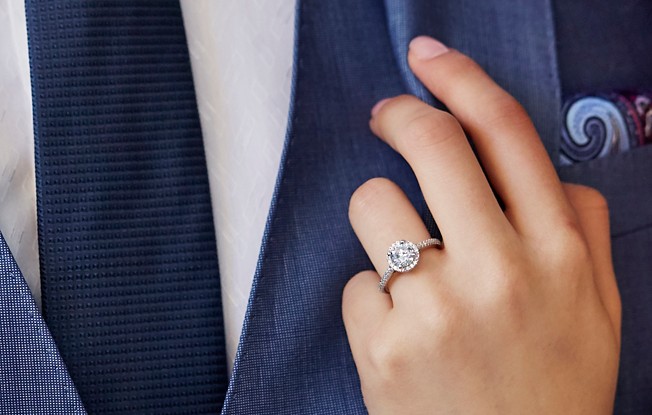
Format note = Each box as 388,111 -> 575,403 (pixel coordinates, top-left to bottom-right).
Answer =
370,95 -> 513,250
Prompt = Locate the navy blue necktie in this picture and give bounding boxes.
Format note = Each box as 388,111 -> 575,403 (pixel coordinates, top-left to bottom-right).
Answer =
26,1 -> 228,412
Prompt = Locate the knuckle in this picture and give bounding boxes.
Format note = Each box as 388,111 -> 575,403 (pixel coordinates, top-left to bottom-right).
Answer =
583,187 -> 608,210
366,332 -> 409,381
481,246 -> 530,296
433,53 -> 481,94
489,274 -> 529,318
549,218 -> 592,270
420,305 -> 457,346
565,183 -> 609,211
390,94 -> 419,107
414,289 -> 460,344
398,110 -> 462,155
349,177 -> 398,219
366,308 -> 455,381
558,218 -> 589,253
342,270 -> 374,305
484,94 -> 532,131
483,242 -> 525,278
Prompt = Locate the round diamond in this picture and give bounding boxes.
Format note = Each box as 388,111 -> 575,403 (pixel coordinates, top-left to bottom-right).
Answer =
387,240 -> 420,272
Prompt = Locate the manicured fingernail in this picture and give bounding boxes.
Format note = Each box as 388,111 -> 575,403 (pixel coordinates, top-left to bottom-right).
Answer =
409,36 -> 449,60
371,98 -> 391,117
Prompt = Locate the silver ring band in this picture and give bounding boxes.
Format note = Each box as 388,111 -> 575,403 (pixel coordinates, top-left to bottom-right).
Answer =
378,238 -> 443,293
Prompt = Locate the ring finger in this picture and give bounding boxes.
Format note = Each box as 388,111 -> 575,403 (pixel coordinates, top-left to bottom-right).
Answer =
349,177 -> 443,303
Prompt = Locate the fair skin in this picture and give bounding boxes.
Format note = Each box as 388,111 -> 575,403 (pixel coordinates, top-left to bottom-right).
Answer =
342,36 -> 621,414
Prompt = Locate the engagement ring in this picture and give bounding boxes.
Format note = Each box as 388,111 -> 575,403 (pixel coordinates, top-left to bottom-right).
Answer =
379,238 -> 443,293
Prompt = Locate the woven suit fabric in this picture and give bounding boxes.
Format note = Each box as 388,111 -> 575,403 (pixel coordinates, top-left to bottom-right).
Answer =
0,231 -> 86,414
222,0 -> 561,413
25,0 -> 228,413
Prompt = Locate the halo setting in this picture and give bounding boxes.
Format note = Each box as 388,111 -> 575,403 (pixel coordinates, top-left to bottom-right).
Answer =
379,238 -> 442,293
387,240 -> 420,272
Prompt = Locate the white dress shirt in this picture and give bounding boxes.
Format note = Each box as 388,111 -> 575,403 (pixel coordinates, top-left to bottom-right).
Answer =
0,0 -> 295,373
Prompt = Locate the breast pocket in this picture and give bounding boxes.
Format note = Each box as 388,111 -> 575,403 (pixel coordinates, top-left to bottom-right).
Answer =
559,145 -> 652,238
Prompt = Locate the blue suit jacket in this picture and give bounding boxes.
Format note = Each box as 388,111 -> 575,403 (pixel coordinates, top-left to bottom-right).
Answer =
2,0 -> 651,413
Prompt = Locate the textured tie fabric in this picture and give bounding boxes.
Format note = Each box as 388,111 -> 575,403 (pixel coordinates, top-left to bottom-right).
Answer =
0,231 -> 86,414
222,0 -> 561,413
26,1 -> 228,412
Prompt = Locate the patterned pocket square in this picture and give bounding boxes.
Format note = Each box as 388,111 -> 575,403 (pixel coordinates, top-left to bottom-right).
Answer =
561,92 -> 652,165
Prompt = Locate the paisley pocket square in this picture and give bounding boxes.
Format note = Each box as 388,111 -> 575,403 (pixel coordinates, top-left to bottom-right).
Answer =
561,92 -> 652,165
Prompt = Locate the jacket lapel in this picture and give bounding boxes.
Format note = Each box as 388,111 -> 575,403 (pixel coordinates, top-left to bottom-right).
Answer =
0,231 -> 86,413
382,0 -> 562,159
224,0 -> 561,413
223,1 -> 411,412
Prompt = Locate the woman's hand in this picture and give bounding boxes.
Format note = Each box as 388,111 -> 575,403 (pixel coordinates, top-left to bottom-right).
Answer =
342,36 -> 621,415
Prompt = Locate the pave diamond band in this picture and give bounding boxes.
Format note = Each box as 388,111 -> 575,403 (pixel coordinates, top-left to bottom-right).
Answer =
379,238 -> 443,293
